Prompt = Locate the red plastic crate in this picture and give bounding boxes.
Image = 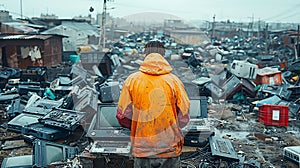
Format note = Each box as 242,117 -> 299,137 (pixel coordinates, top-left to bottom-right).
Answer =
258,104 -> 289,126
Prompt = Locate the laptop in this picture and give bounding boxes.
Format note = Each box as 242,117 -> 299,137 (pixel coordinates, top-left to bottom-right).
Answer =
182,96 -> 210,132
87,103 -> 131,154
182,96 -> 213,147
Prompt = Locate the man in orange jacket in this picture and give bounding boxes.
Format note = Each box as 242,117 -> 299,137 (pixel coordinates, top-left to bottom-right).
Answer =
116,41 -> 190,168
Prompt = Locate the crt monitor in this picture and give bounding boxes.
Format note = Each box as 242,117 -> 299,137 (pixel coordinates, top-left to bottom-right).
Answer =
86,103 -> 131,139
45,145 -> 64,166
33,139 -> 78,168
189,96 -> 208,119
1,155 -> 32,168
97,103 -> 121,129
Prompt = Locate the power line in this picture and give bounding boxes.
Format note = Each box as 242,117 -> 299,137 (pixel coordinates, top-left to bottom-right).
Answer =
262,4 -> 300,21
274,11 -> 300,22
114,2 -> 194,15
0,3 -> 31,19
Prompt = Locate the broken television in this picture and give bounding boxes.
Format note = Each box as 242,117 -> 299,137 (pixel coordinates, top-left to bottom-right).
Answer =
86,103 -> 130,140
32,139 -> 78,168
1,155 -> 32,168
97,103 -> 122,128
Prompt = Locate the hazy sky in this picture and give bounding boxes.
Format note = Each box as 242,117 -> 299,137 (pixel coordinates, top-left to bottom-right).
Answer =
1,0 -> 300,23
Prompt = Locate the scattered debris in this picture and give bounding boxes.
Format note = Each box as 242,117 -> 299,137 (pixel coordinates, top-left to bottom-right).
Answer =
0,29 -> 300,168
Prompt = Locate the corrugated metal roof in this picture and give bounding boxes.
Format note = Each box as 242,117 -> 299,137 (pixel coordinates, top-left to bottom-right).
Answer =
61,21 -> 98,35
0,34 -> 54,40
42,22 -> 98,37
3,22 -> 46,29
2,22 -> 46,33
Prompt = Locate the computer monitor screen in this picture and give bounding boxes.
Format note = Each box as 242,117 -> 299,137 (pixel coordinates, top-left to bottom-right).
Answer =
46,145 -> 64,165
9,114 -> 40,126
189,99 -> 202,118
33,139 -> 78,168
1,155 -> 32,168
97,104 -> 121,128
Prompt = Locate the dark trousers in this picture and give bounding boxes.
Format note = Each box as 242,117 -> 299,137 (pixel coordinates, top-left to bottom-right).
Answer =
133,157 -> 180,168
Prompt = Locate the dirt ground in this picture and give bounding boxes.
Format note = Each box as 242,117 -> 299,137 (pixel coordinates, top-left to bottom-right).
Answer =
206,103 -> 300,168
0,58 -> 299,168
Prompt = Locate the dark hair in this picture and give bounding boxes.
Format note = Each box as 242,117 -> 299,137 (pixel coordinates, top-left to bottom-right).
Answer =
144,41 -> 166,56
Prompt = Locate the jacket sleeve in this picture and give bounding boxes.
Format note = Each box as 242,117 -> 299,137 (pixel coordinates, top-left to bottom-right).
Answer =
177,107 -> 190,128
175,78 -> 190,128
116,104 -> 132,129
116,81 -> 133,129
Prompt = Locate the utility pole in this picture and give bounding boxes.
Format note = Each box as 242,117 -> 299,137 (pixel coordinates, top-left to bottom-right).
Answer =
247,15 -> 254,38
251,14 -> 254,38
99,0 -> 107,50
257,18 -> 261,39
20,0 -> 23,20
265,24 -> 269,54
239,22 -> 243,37
211,14 -> 215,41
296,25 -> 300,60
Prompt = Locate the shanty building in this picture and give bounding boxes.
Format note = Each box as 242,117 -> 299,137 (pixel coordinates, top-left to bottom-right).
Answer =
0,34 -> 64,69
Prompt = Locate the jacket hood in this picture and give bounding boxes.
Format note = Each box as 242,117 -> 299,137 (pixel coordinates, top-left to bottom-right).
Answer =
139,53 -> 172,75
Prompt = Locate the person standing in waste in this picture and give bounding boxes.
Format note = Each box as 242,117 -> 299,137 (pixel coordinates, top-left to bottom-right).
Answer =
116,40 -> 190,168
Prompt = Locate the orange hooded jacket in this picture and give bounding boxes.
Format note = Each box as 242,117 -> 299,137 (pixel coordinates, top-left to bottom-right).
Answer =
116,53 -> 190,158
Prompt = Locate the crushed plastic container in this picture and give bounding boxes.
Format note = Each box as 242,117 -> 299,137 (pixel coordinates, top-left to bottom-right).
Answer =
254,67 -> 282,85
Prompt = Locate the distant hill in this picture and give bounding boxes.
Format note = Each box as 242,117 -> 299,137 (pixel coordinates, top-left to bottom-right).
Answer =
123,12 -> 183,24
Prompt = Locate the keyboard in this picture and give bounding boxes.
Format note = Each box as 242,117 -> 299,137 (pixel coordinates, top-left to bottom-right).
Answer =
95,141 -> 129,148
209,136 -> 239,161
89,141 -> 131,154
216,139 -> 230,154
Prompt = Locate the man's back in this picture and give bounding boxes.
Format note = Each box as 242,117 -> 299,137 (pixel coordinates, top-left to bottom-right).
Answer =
116,41 -> 190,167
